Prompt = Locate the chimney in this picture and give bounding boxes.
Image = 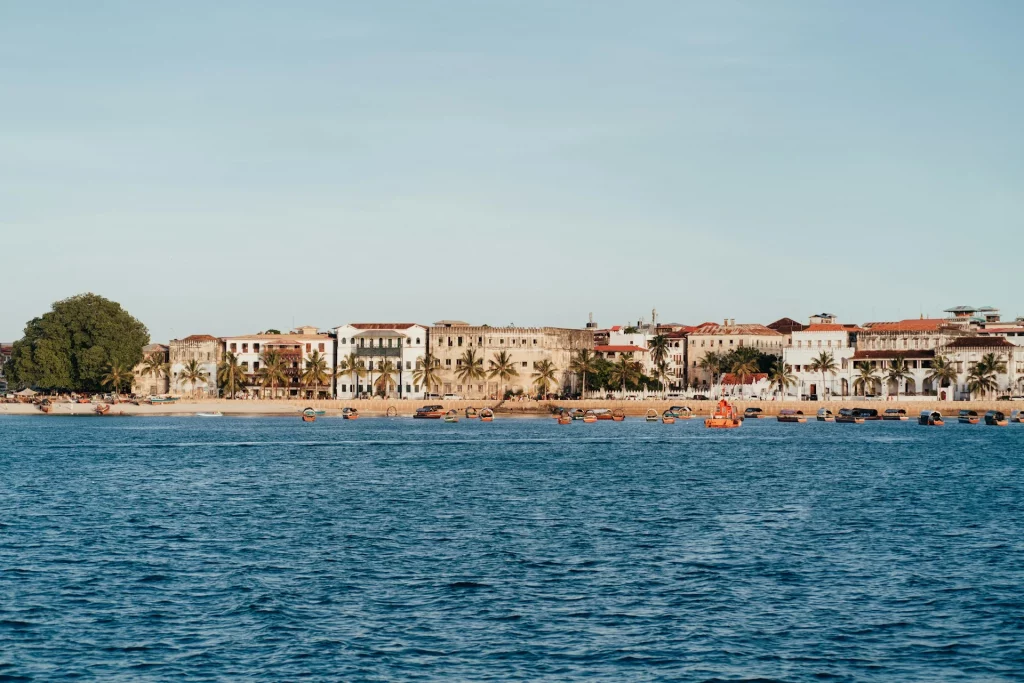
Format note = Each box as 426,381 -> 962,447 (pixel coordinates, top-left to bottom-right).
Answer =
723,318 -> 728,326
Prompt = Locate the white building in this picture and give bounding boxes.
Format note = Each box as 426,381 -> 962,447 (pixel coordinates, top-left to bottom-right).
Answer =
783,320 -> 860,399
939,336 -> 1024,400
333,323 -> 428,399
221,326 -> 336,398
168,335 -> 220,397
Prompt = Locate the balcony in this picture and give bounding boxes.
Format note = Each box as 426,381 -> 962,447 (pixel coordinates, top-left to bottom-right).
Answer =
355,346 -> 402,358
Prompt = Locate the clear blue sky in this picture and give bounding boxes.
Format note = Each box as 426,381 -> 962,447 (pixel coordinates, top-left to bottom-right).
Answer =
2,1 -> 1022,342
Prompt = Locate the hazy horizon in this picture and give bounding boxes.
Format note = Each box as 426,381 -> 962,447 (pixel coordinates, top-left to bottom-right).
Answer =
3,1 -> 1022,343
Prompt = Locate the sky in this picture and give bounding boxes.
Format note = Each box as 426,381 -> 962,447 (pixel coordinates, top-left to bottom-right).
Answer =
2,1 -> 1022,342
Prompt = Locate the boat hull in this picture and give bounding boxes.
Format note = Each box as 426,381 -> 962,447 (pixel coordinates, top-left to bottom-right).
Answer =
662,417 -> 676,424
777,417 -> 806,423
704,418 -> 740,428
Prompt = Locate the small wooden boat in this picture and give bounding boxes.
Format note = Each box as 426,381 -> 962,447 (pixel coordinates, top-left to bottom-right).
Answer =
856,408 -> 880,421
668,406 -> 692,420
705,400 -> 741,429
883,408 -> 908,421
557,414 -> 572,425
465,406 -> 478,419
958,410 -> 980,425
38,399 -> 52,414
836,408 -> 864,424
570,408 -> 586,421
984,410 -> 1008,427
443,409 -> 459,423
95,403 -> 111,416
301,407 -> 316,422
593,408 -> 614,421
342,407 -> 360,420
661,409 -> 676,424
147,396 -> 180,405
645,409 -> 659,423
414,405 -> 445,419
582,410 -> 598,424
777,409 -> 807,423
918,410 -> 944,426
196,412 -> 223,417
76,398 -> 91,405
479,408 -> 494,422
611,409 -> 625,422
817,408 -> 835,422
743,407 -> 766,420
1012,410 -> 1024,424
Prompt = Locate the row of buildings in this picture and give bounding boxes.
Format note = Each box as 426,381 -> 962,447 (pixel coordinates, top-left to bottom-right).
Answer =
131,306 -> 1024,401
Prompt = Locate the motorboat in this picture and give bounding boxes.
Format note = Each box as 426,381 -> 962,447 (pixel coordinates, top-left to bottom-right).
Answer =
817,408 -> 835,422
836,408 -> 863,424
669,406 -> 693,420
661,409 -> 676,424
777,409 -> 807,423
570,408 -> 586,421
612,409 -> 625,422
1012,410 -> 1024,424
582,410 -> 598,424
342,407 -> 360,420
465,406 -> 478,419
645,409 -> 659,423
479,408 -> 494,422
196,412 -> 223,417
443,409 -> 459,423
882,408 -> 908,421
705,400 -> 741,429
743,407 -> 766,419
593,408 -> 614,421
984,410 -> 1008,426
301,407 -> 316,422
918,410 -> 943,426
95,403 -> 110,416
958,410 -> 980,425
414,405 -> 445,419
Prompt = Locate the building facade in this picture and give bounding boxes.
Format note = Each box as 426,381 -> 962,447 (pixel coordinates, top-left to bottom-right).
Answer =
783,320 -> 860,399
133,343 -> 169,396
428,322 -> 593,398
688,321 -> 785,388
938,336 -> 1024,400
850,319 -> 970,396
333,323 -> 428,398
221,326 -> 336,398
168,335 -> 221,397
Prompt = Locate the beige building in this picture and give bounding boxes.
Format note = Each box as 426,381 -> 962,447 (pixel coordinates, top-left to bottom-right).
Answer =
850,319 -> 970,396
168,335 -> 221,397
688,320 -> 785,387
132,343 -> 169,396
428,322 -> 593,398
221,326 -> 336,398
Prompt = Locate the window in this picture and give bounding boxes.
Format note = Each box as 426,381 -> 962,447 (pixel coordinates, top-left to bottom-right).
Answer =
521,339 -> 526,345
230,343 -> 237,352
533,339 -> 537,345
456,359 -> 463,366
499,339 -> 504,345
405,361 -> 411,370
445,359 -> 452,366
414,384 -> 420,392
341,384 -> 347,392
253,362 -> 260,371
457,385 -> 462,392
522,361 -> 528,367
242,343 -> 248,353
367,361 -> 373,370
415,338 -> 420,345
478,337 -> 483,345
457,337 -> 463,346
254,343 -> 260,353
406,385 -> 411,393
341,338 -> 347,344
319,343 -> 325,352
306,343 -> 311,352
242,361 -> 249,370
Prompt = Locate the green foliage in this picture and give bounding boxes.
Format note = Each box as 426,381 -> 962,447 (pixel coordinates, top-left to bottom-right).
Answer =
6,293 -> 149,391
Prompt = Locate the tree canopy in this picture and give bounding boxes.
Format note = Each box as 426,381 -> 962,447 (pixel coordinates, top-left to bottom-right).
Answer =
5,293 -> 150,391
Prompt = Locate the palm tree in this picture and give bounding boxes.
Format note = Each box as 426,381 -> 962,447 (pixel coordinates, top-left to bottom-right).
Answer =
139,354 -> 169,396
569,349 -> 598,399
886,354 -> 912,399
854,362 -> 879,397
180,359 -> 210,398
699,351 -> 726,391
372,360 -> 398,397
531,359 -> 559,397
655,360 -> 671,397
455,349 -> 486,397
218,352 -> 248,399
487,351 -> 519,400
649,335 -> 669,395
338,352 -> 367,397
102,362 -> 130,400
413,354 -> 442,396
808,351 -> 837,400
967,362 -> 998,399
609,353 -> 642,396
927,355 -> 958,398
729,358 -> 759,399
256,349 -> 288,399
977,353 -> 1008,395
301,350 -> 330,400
768,359 -> 796,400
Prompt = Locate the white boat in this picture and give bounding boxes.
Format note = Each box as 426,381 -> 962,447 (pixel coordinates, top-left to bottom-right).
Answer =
196,412 -> 223,417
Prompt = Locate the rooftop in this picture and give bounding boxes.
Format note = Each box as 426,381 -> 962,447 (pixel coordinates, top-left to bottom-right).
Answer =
176,334 -> 218,343
799,324 -> 862,333
594,345 -> 648,353
862,319 -> 952,332
767,317 -> 807,334
690,323 -> 783,337
942,337 -> 1016,349
346,323 -> 420,330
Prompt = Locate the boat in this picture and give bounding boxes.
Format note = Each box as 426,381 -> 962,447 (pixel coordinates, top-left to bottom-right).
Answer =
958,410 -> 980,425
570,408 -> 586,421
342,407 -> 360,420
984,410 -> 1008,427
918,410 -> 944,426
611,409 -> 625,422
443,409 -> 459,423
743,407 -> 765,420
196,412 -> 223,417
582,410 -> 598,424
465,406 -> 478,419
479,408 -> 494,422
667,406 -> 692,420
593,408 -> 614,421
302,407 -> 316,422
147,396 -> 180,405
855,408 -> 880,421
76,398 -> 91,405
557,414 -> 572,425
314,409 -> 326,416
705,400 -> 741,429
816,408 -> 835,422
414,405 -> 445,419
38,399 -> 51,414
1012,410 -> 1024,424
882,408 -> 908,421
836,408 -> 864,424
777,409 -> 807,423
95,403 -> 110,416
645,409 -> 659,423
661,409 -> 676,424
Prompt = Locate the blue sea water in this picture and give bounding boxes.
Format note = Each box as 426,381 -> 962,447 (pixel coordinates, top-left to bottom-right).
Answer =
1,415 -> 1023,681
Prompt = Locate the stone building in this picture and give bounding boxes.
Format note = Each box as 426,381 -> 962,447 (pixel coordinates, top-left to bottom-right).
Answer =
938,336 -> 1024,400
333,323 -> 428,398
687,321 -> 785,387
220,326 -> 336,398
169,335 -> 221,397
850,319 -> 970,396
783,318 -> 861,399
133,343 -> 169,396
428,322 -> 593,398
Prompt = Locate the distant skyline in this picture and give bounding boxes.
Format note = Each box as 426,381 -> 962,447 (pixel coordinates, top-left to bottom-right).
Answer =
2,1 -> 1022,343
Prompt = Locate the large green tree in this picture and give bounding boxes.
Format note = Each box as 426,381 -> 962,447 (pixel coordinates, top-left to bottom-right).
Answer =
6,293 -> 149,391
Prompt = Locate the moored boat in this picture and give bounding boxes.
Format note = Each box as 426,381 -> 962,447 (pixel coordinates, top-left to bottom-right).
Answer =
570,408 -> 586,421
918,410 -> 944,426
705,400 -> 741,429
301,407 -> 316,422
1012,410 -> 1024,424
661,409 -> 676,424
95,403 -> 111,416
984,410 -> 1008,426
958,410 -> 980,425
557,413 -> 572,425
743,407 -> 765,420
836,408 -> 864,424
342,407 -> 360,420
479,408 -> 494,422
414,405 -> 445,419
670,406 -> 693,420
817,408 -> 835,422
39,399 -> 52,414
777,409 -> 807,423
882,408 -> 908,421
611,409 -> 625,422
196,412 -> 223,417
465,406 -> 478,419
593,408 -> 614,421
582,410 -> 598,424
645,409 -> 659,423
147,396 -> 180,405
443,409 -> 459,423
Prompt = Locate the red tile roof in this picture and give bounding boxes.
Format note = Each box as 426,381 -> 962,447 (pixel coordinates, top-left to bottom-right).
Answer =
594,345 -> 648,353
721,372 -> 768,385
942,337 -> 1016,349
863,319 -> 950,332
349,323 -> 419,330
689,323 -> 782,337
